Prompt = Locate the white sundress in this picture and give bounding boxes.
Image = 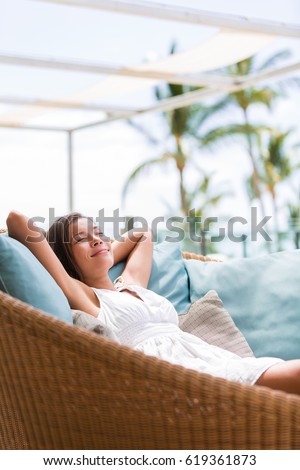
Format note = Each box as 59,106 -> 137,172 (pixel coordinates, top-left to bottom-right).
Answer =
92,279 -> 282,385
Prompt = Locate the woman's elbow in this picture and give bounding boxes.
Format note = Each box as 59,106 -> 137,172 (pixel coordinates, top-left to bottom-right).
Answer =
6,210 -> 27,237
6,210 -> 21,228
131,228 -> 153,243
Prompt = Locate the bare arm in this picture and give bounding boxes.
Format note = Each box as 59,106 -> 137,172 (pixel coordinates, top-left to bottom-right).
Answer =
6,211 -> 99,315
112,230 -> 153,288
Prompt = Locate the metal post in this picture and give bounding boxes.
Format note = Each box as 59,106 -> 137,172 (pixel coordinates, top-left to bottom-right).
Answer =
68,130 -> 74,212
241,234 -> 247,258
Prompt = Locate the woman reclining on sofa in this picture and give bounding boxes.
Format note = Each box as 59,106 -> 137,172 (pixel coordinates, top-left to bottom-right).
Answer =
6,210 -> 300,396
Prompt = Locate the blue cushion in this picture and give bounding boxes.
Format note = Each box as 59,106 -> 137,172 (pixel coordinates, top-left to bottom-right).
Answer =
0,234 -> 72,323
109,240 -> 190,314
184,250 -> 300,360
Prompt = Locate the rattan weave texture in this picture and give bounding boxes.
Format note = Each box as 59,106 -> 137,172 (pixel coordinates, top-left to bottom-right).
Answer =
0,240 -> 300,449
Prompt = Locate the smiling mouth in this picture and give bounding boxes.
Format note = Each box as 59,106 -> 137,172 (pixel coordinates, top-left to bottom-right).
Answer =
91,249 -> 109,257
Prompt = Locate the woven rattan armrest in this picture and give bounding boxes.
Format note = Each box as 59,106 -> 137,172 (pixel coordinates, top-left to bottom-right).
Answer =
1,290 -> 300,450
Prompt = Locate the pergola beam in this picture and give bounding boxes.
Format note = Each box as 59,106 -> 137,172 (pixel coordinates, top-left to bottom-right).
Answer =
0,52 -> 237,87
0,62 -> 300,118
0,95 -> 136,115
71,60 -> 300,130
1,57 -> 299,133
132,60 -> 300,113
0,122 -> 69,132
1,58 -> 299,132
37,0 -> 300,37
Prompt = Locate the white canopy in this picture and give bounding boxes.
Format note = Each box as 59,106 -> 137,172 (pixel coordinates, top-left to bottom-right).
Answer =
1,0 -> 299,210
0,0 -> 299,131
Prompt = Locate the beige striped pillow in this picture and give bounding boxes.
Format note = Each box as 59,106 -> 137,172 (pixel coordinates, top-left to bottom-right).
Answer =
179,290 -> 254,358
71,310 -> 119,341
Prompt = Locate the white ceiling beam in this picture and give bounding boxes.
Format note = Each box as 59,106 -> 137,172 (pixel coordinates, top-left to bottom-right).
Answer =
0,122 -> 69,132
0,52 -> 237,87
136,61 -> 300,112
0,95 -> 136,115
237,61 -> 300,86
37,0 -> 300,37
1,60 -> 299,132
72,60 -> 300,130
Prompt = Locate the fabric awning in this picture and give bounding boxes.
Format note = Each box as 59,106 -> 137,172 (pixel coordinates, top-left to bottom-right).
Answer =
0,0 -> 299,130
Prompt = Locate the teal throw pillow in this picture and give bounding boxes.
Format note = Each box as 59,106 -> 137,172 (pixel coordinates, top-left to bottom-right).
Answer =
184,250 -> 300,360
109,240 -> 190,314
0,234 -> 72,323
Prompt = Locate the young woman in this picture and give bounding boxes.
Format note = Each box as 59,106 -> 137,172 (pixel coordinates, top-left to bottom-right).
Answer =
6,210 -> 300,396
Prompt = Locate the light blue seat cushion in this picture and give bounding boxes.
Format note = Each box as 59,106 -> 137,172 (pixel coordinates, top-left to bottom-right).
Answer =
109,240 -> 191,314
0,234 -> 72,323
184,250 -> 300,360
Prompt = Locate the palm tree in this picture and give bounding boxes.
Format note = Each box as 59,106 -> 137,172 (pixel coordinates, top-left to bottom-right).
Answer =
122,79 -> 231,216
288,200 -> 300,249
184,171 -> 232,254
260,129 -> 300,249
200,50 -> 296,217
262,130 -> 291,246
245,128 -> 299,250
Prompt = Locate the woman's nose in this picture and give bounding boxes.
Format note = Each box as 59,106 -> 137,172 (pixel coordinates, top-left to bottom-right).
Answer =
91,236 -> 102,246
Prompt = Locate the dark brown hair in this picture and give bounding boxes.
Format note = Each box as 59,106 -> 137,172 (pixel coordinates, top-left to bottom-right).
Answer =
46,212 -> 92,281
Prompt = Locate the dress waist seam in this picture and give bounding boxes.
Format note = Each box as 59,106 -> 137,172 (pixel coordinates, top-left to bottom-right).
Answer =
117,322 -> 179,348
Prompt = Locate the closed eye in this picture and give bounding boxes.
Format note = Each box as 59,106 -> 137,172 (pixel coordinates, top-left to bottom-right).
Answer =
74,235 -> 88,243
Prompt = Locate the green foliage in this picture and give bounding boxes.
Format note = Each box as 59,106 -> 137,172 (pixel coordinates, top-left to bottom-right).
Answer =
204,48 -> 298,221
122,45 -> 300,253
122,46 -> 232,218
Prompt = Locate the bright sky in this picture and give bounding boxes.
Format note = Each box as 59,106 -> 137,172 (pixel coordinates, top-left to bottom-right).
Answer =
1,0 -> 300,254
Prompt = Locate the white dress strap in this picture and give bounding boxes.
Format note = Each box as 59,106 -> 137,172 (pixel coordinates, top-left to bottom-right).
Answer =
113,275 -> 126,291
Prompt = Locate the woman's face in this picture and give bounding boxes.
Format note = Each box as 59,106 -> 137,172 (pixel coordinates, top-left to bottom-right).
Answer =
69,217 -> 113,282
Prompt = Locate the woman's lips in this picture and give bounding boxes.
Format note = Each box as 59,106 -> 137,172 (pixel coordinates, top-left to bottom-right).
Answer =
91,249 -> 109,257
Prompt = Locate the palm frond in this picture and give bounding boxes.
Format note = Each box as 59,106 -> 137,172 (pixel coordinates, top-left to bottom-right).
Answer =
275,76 -> 300,94
121,153 -> 173,199
199,123 -> 271,148
154,85 -> 168,102
218,58 -> 252,77
127,119 -> 161,145
209,194 -> 226,206
257,49 -> 291,72
168,82 -> 186,97
236,57 -> 254,76
246,87 -> 280,108
169,41 -> 177,55
246,174 -> 258,202
230,86 -> 280,110
188,96 -> 234,133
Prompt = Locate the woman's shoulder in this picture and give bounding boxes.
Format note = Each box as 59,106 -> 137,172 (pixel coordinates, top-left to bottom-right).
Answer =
114,276 -> 168,304
114,276 -> 150,293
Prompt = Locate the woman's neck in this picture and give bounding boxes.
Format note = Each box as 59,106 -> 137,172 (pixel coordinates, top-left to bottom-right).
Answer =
84,273 -> 116,290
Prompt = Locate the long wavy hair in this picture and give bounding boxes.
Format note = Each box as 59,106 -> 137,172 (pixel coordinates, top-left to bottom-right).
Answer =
46,212 -> 92,280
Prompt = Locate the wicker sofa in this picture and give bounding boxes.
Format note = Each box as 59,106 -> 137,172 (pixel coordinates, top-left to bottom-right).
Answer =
1,247 -> 300,450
